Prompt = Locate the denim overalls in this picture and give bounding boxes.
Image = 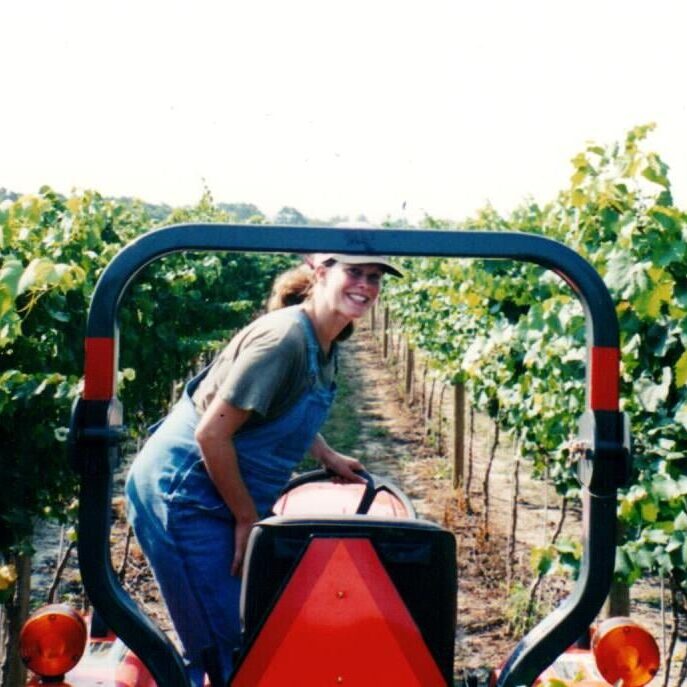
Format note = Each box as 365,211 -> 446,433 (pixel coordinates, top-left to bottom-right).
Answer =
125,308 -> 336,686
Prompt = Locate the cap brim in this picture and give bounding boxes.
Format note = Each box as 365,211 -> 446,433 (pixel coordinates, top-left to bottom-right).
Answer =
315,253 -> 403,278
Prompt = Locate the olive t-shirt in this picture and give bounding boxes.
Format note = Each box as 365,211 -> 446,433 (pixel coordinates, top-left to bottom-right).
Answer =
192,307 -> 336,429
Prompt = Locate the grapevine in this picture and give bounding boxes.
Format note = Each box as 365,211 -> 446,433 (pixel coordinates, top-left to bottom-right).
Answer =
383,125 -> 687,599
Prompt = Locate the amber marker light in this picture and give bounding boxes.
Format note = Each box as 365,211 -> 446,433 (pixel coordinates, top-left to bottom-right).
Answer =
592,617 -> 660,687
20,604 -> 87,678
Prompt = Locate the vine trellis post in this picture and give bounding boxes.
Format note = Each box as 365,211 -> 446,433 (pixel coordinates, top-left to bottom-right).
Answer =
382,306 -> 390,359
452,383 -> 466,488
404,345 -> 415,405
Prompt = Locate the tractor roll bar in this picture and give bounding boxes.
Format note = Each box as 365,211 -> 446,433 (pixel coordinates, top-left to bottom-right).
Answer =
71,224 -> 630,687
85,224 -> 618,344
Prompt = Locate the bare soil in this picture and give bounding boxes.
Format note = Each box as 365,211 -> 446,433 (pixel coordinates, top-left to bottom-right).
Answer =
31,320 -> 683,685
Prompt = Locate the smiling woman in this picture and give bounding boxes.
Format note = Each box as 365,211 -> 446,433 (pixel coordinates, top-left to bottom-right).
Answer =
304,254 -> 401,347
124,253 -> 401,686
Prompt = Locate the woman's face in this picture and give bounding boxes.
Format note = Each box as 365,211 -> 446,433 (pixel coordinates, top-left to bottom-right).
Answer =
316,262 -> 383,320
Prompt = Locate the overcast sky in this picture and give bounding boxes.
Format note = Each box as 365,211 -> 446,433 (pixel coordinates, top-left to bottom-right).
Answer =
2,0 -> 686,223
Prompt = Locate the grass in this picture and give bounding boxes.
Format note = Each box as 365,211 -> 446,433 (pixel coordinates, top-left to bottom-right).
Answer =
432,460 -> 453,481
294,371 -> 361,472
503,581 -> 551,637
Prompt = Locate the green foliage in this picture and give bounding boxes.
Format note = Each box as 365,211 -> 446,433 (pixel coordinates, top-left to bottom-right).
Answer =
1,187 -> 141,553
504,581 -> 552,637
531,539 -> 582,580
0,562 -> 17,604
0,187 -> 292,557
383,124 -> 687,589
217,202 -> 266,224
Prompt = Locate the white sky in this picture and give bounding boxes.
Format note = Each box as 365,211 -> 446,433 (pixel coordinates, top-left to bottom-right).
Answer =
2,0 -> 686,223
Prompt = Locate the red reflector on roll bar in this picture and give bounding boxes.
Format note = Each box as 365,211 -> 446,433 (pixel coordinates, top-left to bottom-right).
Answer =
590,346 -> 619,411
84,338 -> 115,400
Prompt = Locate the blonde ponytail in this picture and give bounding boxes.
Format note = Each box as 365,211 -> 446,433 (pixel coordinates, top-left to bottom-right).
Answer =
267,260 -> 355,342
266,264 -> 314,311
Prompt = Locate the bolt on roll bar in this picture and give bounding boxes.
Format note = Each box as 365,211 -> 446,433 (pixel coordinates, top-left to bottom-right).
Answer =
70,224 -> 631,686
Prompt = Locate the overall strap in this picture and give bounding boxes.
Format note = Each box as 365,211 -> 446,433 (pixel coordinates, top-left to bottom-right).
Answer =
294,309 -> 322,382
185,363 -> 213,398
146,364 -> 212,434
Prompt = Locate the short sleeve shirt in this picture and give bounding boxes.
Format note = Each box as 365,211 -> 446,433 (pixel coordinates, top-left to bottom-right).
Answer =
192,307 -> 336,429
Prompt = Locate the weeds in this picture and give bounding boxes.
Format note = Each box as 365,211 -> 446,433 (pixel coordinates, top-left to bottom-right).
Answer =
504,582 -> 550,637
295,369 -> 361,472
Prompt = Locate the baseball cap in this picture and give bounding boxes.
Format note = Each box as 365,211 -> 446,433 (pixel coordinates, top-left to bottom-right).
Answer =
312,253 -> 403,278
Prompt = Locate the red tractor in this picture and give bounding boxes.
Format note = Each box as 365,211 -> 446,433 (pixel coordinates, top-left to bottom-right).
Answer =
19,224 -> 655,686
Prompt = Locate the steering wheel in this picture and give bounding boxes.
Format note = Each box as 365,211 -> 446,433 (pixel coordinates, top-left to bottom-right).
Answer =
352,470 -> 377,515
278,468 -> 416,517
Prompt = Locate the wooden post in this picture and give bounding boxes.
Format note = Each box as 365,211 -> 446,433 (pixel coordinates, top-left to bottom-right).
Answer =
604,523 -> 630,616
370,302 -> 376,331
382,306 -> 390,359
425,378 -> 436,437
421,362 -> 428,416
405,345 -> 414,404
437,384 -> 447,454
452,383 -> 466,488
604,580 -> 631,617
1,554 -> 31,686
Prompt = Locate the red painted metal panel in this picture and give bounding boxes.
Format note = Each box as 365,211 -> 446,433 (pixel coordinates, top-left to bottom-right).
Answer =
114,650 -> 157,687
232,538 -> 445,686
26,640 -> 156,687
84,338 -> 115,401
590,347 -> 619,411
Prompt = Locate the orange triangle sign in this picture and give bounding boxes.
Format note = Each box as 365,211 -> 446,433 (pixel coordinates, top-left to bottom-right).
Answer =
232,538 -> 446,686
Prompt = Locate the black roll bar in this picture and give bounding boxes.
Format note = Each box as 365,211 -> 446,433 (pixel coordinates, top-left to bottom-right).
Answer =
71,224 -> 630,687
85,224 -> 618,345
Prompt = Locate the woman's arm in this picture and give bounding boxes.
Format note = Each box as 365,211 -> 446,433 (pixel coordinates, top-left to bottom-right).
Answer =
309,433 -> 366,483
195,395 -> 257,575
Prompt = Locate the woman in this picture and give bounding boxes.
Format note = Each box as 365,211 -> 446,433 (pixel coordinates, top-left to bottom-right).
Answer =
125,252 -> 401,686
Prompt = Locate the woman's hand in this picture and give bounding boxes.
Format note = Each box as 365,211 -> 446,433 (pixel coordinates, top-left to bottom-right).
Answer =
322,450 -> 367,483
195,395 -> 259,576
310,433 -> 366,483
